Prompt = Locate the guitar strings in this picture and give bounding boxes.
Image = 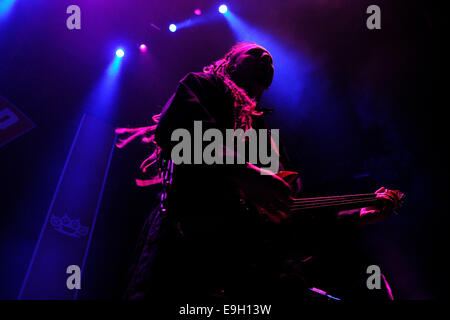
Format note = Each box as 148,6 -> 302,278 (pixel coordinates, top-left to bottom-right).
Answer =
289,200 -> 378,211
290,195 -> 377,206
291,193 -> 375,203
290,196 -> 376,206
289,197 -> 378,211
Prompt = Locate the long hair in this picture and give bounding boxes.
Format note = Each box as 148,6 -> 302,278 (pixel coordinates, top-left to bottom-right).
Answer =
116,42 -> 266,186
203,42 -> 264,131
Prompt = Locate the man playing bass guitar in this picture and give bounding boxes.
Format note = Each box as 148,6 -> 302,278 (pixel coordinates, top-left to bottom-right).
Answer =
116,42 -> 404,303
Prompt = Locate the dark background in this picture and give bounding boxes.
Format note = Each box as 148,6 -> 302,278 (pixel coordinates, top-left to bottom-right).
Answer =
0,0 -> 446,300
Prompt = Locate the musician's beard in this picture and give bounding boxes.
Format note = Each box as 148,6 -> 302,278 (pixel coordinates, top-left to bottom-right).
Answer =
256,64 -> 274,89
232,67 -> 274,97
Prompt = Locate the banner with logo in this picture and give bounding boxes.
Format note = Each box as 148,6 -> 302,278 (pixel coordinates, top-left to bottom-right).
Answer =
0,95 -> 34,147
19,113 -> 116,299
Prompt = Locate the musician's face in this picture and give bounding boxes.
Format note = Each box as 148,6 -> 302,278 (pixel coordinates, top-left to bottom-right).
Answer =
229,45 -> 275,91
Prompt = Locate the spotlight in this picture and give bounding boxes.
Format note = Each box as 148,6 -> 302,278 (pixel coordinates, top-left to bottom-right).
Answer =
194,9 -> 202,16
115,49 -> 125,58
218,4 -> 228,14
169,24 -> 177,32
139,44 -> 148,53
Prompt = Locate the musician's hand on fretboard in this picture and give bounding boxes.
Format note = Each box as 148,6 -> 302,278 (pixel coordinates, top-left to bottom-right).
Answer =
358,187 -> 405,227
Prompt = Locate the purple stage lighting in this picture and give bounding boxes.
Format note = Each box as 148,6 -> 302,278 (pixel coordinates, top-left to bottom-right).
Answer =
219,4 -> 228,14
115,49 -> 125,58
139,44 -> 148,53
194,9 -> 202,16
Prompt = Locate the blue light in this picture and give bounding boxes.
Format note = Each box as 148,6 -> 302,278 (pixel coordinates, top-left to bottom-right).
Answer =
223,11 -> 313,116
169,24 -> 177,32
0,0 -> 16,19
219,4 -> 228,14
84,49 -> 124,120
115,49 -> 125,58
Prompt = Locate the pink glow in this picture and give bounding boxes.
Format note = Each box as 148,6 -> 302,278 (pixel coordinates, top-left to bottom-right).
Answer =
381,273 -> 395,300
136,178 -> 162,187
139,44 -> 148,53
194,9 -> 202,16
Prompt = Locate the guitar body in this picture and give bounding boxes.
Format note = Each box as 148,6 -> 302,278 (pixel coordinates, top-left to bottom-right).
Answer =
275,171 -> 299,186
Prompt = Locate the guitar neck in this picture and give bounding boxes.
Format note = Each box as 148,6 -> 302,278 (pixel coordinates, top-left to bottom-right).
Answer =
289,193 -> 379,213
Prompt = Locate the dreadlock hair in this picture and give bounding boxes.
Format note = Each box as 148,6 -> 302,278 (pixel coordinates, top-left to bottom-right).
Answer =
116,42 -> 268,186
203,42 -> 264,132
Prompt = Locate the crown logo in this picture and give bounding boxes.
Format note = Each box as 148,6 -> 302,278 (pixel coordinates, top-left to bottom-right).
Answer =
50,214 -> 89,238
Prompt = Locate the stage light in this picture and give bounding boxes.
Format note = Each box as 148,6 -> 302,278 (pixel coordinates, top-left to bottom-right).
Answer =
224,11 -> 310,112
115,49 -> 125,58
218,4 -> 228,14
139,44 -> 148,53
169,24 -> 177,32
0,0 -> 16,19
194,9 -> 202,16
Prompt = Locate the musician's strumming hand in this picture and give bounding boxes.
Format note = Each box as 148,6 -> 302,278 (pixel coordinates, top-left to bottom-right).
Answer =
358,187 -> 404,227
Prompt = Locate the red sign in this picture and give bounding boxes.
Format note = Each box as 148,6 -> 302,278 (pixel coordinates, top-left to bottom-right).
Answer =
0,96 -> 34,147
